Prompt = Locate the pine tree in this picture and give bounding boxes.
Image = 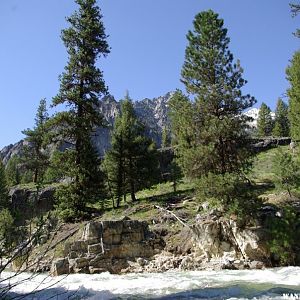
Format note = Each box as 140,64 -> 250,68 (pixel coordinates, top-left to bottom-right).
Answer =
286,50 -> 300,140
272,99 -> 290,137
161,126 -> 171,148
103,95 -> 158,205
171,10 -> 255,178
22,98 -> 49,184
273,148 -> 300,197
0,160 -> 9,209
257,102 -> 273,137
0,160 -> 15,253
5,155 -> 21,187
169,90 -> 197,177
51,0 -> 109,220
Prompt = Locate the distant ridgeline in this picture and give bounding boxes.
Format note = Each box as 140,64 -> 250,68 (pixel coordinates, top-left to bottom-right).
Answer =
0,94 -> 284,165
0,92 -> 173,165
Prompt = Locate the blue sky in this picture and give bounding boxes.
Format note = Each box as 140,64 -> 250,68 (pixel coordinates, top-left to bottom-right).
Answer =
0,0 -> 299,148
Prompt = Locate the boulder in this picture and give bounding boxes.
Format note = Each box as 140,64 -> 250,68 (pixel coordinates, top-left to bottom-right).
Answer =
10,186 -> 55,225
82,221 -> 101,242
88,243 -> 103,255
193,217 -> 270,265
249,260 -> 265,269
51,219 -> 163,275
50,258 -> 69,276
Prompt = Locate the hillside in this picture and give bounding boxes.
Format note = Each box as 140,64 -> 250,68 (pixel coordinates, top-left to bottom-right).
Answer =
6,145 -> 300,276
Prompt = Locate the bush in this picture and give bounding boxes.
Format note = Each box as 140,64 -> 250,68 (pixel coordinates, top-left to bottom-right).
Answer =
197,172 -> 260,220
0,208 -> 15,253
273,148 -> 300,196
266,205 -> 300,265
55,184 -> 89,222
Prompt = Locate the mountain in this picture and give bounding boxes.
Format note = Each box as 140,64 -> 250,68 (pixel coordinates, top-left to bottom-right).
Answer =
0,92 -> 174,164
244,108 -> 260,128
244,107 -> 275,128
2,93 -> 272,165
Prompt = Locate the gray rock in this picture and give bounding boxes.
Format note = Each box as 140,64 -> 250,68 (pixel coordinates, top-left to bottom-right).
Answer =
74,257 -> 89,269
50,258 -> 69,276
82,221 -> 101,241
136,257 -> 148,267
88,243 -> 104,255
52,219 -> 163,276
10,186 -> 55,225
249,260 -> 265,269
193,217 -> 270,265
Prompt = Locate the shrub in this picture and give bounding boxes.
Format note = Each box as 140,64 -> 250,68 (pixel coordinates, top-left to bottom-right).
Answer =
273,148 -> 300,196
266,206 -> 300,265
197,172 -> 260,220
0,208 -> 15,253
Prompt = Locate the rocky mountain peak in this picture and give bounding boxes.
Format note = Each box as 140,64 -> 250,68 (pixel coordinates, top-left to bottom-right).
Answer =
1,92 -> 174,163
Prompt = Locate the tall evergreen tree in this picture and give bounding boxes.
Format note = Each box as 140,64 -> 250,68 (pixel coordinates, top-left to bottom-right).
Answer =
286,50 -> 300,140
5,156 -> 21,187
51,0 -> 109,220
161,126 -> 171,149
256,102 -> 273,137
103,95 -> 158,205
0,160 -> 9,209
169,90 -> 197,177
22,98 -> 49,183
272,98 -> 290,137
171,10 -> 255,177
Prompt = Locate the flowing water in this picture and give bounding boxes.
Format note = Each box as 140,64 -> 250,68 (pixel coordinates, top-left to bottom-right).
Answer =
1,267 -> 300,299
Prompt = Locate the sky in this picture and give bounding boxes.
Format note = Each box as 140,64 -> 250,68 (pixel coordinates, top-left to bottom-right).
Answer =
0,0 -> 299,148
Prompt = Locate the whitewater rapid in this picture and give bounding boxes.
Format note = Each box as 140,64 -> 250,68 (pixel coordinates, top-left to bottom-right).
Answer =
1,267 -> 300,299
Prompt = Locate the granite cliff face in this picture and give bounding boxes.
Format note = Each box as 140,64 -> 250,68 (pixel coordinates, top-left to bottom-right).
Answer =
0,92 -> 173,163
93,92 -> 172,155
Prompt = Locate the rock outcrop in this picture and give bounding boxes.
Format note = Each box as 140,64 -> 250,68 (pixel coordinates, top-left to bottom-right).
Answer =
51,219 -> 164,275
252,137 -> 291,152
10,186 -> 56,225
0,140 -> 27,165
191,216 -> 270,269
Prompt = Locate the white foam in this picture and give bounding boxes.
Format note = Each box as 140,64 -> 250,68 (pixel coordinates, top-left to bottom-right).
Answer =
1,267 -> 300,299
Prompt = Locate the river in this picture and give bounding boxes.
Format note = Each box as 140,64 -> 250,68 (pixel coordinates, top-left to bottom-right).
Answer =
1,267 -> 300,299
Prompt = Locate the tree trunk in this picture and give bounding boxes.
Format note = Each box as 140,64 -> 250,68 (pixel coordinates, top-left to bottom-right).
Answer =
130,186 -> 136,202
129,156 -> 136,201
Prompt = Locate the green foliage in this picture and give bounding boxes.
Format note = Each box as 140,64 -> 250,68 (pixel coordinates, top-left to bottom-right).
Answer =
103,96 -> 159,206
22,98 -> 50,184
161,126 -> 171,148
55,145 -> 105,221
43,151 -> 66,183
266,206 -> 300,265
197,172 -> 260,218
290,3 -> 300,37
169,90 -> 197,177
55,184 -> 85,222
50,0 -> 109,219
286,50 -> 300,140
272,99 -> 290,137
0,208 -> 15,253
256,102 -> 273,137
250,146 -> 281,183
273,148 -> 300,196
170,11 -> 255,179
170,160 -> 182,192
5,155 -> 21,187
0,160 -> 9,209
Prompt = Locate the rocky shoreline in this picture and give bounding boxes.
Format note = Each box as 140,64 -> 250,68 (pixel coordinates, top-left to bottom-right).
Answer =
49,213 -> 273,276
